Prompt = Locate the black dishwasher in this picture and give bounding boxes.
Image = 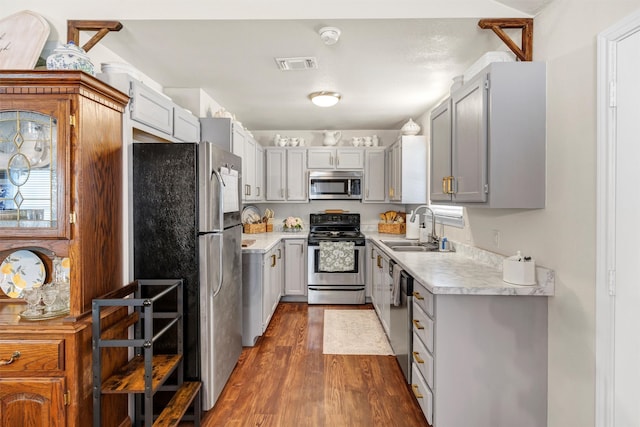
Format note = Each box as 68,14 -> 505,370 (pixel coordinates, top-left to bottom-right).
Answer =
389,262 -> 414,384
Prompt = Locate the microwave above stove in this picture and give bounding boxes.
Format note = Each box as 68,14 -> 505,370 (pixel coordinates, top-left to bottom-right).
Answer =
308,171 -> 362,200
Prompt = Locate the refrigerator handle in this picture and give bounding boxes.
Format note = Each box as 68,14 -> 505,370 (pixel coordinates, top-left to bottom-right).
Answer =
212,234 -> 224,298
211,168 -> 225,232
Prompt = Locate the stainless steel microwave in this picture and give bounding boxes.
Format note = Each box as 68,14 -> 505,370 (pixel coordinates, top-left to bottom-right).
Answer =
308,171 -> 362,200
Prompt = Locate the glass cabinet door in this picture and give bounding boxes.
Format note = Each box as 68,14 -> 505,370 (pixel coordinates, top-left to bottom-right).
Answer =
0,104 -> 66,238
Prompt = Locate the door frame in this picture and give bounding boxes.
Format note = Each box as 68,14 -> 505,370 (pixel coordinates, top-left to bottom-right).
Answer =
595,9 -> 640,427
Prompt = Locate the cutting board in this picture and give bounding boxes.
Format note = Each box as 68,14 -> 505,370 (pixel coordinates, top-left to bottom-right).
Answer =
0,10 -> 50,69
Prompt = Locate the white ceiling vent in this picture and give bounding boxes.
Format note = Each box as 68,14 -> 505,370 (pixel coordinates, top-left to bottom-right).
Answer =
275,57 -> 318,71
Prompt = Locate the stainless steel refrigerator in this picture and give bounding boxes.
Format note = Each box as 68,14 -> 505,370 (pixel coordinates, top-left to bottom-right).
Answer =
133,141 -> 243,411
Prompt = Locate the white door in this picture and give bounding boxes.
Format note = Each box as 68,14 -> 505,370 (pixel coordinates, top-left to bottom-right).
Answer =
596,11 -> 640,427
611,25 -> 640,426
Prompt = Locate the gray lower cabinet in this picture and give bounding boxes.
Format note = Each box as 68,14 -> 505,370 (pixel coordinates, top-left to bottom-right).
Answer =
410,280 -> 548,427
371,244 -> 391,335
430,61 -> 546,208
242,243 -> 283,346
284,239 -> 306,297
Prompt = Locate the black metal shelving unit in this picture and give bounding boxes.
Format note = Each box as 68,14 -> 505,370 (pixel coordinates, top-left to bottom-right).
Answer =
91,279 -> 201,427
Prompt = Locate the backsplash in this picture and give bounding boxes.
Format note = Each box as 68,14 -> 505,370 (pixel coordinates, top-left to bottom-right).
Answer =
243,200 -> 406,231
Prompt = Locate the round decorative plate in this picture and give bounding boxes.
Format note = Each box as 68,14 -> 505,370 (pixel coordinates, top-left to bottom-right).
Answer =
0,250 -> 45,298
241,205 -> 261,224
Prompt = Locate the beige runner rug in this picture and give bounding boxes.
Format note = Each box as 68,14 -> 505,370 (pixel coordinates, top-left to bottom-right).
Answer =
323,309 -> 393,355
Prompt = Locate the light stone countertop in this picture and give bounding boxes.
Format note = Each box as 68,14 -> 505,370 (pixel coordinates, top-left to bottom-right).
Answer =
366,232 -> 554,296
241,231 -> 555,296
241,231 -> 308,253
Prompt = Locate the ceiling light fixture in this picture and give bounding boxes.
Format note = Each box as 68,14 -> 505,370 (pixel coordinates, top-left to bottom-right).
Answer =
319,26 -> 341,45
309,91 -> 341,107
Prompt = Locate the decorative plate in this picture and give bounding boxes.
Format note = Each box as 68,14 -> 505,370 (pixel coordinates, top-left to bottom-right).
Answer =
0,250 -> 46,298
241,205 -> 261,224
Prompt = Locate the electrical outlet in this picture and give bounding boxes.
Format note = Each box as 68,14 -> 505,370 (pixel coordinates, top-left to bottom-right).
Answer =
492,229 -> 501,247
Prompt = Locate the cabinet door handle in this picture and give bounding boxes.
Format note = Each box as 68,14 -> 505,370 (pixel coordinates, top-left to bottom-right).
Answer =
412,319 -> 424,330
413,291 -> 424,300
412,351 -> 425,364
411,384 -> 423,399
371,247 -> 375,259
336,156 -> 339,166
271,254 -> 276,267
377,255 -> 382,269
0,351 -> 20,366
256,187 -> 260,197
277,248 -> 282,259
442,177 -> 447,194
446,176 -> 455,194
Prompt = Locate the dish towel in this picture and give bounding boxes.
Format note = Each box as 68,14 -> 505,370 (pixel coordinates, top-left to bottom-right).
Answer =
319,241 -> 355,272
391,263 -> 403,306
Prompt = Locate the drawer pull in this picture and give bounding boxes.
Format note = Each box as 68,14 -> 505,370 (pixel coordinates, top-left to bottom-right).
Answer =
0,351 -> 20,366
412,351 -> 424,364
413,291 -> 424,300
412,319 -> 424,330
411,384 -> 423,399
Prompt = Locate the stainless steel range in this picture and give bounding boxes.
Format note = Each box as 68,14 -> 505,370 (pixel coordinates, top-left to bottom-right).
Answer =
307,213 -> 366,304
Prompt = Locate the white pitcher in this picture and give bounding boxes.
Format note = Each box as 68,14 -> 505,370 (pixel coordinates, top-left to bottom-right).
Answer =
323,130 -> 342,146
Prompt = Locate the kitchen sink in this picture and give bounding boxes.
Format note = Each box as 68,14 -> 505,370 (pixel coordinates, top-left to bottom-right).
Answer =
391,246 -> 439,252
379,240 -> 442,252
379,240 -> 422,247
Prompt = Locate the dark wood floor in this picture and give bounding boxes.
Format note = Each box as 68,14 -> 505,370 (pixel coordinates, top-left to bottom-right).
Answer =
198,302 -> 429,427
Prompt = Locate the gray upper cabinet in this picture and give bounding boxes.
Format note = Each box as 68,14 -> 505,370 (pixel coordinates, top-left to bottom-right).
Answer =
430,62 -> 546,208
265,148 -> 307,202
430,99 -> 452,202
173,105 -> 200,142
130,80 -> 174,135
387,136 -> 427,204
363,148 -> 386,202
97,73 -> 200,142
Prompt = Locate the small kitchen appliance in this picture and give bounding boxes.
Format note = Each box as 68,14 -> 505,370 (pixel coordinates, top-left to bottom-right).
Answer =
307,213 -> 366,304
308,170 -> 362,200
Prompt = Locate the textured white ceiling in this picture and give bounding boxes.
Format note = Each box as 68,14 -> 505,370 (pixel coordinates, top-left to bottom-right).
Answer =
96,1 -> 552,130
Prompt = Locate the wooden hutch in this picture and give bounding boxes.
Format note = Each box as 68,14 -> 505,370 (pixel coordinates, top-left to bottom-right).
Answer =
0,71 -> 130,427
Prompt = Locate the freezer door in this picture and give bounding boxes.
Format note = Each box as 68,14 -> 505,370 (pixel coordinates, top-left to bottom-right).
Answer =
198,224 -> 243,410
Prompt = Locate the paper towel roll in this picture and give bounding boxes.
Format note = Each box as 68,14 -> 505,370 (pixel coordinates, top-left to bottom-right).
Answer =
406,213 -> 419,239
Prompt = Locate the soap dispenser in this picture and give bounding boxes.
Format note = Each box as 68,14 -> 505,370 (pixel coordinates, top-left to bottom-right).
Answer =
418,217 -> 429,244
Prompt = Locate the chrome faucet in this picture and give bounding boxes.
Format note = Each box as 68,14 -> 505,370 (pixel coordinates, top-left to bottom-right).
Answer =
410,205 -> 438,245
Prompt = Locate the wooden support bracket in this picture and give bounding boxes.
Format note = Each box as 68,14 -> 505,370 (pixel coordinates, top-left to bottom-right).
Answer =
478,18 -> 533,61
67,20 -> 123,52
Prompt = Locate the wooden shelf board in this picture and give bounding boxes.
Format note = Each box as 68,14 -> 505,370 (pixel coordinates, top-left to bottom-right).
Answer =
101,354 -> 182,394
